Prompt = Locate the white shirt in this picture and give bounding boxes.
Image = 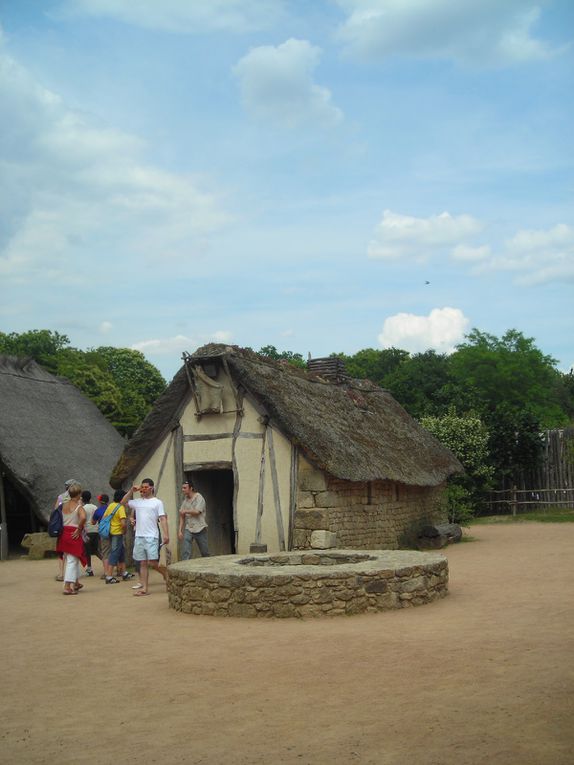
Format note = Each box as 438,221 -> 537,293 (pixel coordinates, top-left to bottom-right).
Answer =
128,497 -> 166,538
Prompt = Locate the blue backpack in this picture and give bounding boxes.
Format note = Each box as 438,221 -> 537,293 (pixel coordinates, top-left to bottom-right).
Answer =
48,504 -> 63,538
98,503 -> 120,539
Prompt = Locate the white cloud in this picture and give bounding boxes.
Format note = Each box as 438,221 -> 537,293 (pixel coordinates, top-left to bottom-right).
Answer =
474,223 -> 574,285
0,45 -> 229,288
56,0 -> 285,33
336,0 -> 560,66
368,210 -> 482,260
233,39 -> 343,128
451,244 -> 491,261
378,307 -> 469,353
99,321 -> 113,334
131,331 -> 233,355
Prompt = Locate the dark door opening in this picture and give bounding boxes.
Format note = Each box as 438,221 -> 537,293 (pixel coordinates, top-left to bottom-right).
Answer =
187,469 -> 235,556
2,474 -> 39,552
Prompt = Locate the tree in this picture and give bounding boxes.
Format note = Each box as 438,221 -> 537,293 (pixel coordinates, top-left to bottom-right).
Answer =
383,350 -> 457,419
334,347 -> 409,387
0,330 -> 70,372
0,329 -> 166,435
258,345 -> 306,368
91,347 -> 166,408
421,410 -> 494,522
449,329 -> 567,426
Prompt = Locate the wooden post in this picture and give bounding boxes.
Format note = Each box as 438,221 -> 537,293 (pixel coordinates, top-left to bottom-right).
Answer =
173,425 -> 184,560
511,485 -> 517,517
231,389 -> 244,554
0,464 -> 8,561
267,427 -> 286,552
255,426 -> 267,545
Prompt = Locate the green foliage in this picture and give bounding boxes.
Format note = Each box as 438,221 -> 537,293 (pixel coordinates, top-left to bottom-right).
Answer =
449,329 -> 567,426
0,329 -> 166,435
333,347 -> 408,387
471,509 -> 574,524
421,411 -> 493,482
92,346 -> 166,407
382,350 -> 456,419
441,484 -> 476,526
0,330 -> 70,372
258,345 -> 306,368
422,410 -> 494,520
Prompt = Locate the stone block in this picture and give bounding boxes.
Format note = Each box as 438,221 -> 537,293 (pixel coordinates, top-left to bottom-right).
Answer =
295,509 -> 329,530
249,543 -> 268,553
21,532 -> 57,560
310,530 -> 338,549
314,491 -> 341,508
297,492 -> 316,509
298,467 -> 328,492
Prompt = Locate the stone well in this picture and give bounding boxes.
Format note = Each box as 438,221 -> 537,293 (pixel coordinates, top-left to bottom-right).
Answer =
167,550 -> 448,618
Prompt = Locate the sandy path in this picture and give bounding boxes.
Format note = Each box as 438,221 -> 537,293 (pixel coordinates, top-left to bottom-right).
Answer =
1,523 -> 573,765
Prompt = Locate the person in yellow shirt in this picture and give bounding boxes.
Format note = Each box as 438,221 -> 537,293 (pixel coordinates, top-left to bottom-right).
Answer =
104,489 -> 134,583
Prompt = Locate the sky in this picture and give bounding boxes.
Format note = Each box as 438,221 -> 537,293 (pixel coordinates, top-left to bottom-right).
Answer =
1,0 -> 573,382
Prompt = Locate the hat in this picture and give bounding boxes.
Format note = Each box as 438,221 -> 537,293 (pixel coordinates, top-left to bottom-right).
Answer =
64,479 -> 78,487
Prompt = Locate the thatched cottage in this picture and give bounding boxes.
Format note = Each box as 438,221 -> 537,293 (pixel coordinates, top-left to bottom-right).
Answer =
0,356 -> 125,556
110,344 -> 461,558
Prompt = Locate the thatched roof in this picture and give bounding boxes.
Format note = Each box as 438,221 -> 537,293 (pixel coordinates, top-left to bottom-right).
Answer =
0,356 -> 125,523
111,344 -> 462,488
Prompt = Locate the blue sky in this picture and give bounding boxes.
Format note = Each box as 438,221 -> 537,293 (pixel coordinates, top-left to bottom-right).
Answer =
1,0 -> 572,381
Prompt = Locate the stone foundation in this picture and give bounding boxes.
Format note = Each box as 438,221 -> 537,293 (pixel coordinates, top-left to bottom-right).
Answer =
167,550 -> 448,618
294,460 -> 447,550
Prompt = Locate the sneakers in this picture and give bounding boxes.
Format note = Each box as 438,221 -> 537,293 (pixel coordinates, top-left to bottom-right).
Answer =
105,576 -> 120,584
131,583 -> 143,590
122,572 -> 135,581
86,569 -> 94,577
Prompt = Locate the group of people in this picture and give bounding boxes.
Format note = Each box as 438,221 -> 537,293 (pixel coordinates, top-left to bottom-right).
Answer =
54,478 -> 210,597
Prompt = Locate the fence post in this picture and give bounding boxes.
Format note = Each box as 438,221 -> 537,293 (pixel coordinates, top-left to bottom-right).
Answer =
511,485 -> 517,517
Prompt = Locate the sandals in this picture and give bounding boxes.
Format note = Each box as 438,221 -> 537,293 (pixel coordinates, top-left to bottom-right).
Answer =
106,577 -> 120,584
133,590 -> 149,596
74,583 -> 84,591
62,590 -> 77,595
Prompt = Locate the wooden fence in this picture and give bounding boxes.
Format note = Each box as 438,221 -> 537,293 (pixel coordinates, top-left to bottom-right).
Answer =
487,428 -> 574,514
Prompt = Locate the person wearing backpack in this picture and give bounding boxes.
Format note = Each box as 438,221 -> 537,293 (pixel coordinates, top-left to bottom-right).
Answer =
100,490 -> 130,584
107,489 -> 134,583
93,494 -> 109,579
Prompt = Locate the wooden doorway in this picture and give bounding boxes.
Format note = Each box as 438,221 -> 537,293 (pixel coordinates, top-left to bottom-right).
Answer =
186,468 -> 235,556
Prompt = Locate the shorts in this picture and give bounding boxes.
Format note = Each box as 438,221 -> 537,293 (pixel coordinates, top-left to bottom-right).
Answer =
133,536 -> 160,562
100,536 -> 112,560
108,534 -> 125,566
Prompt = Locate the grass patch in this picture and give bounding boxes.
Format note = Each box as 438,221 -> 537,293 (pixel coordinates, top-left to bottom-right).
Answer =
471,508 -> 574,524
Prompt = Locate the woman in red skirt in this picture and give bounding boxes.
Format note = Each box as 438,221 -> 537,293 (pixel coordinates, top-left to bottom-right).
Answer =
56,482 -> 87,595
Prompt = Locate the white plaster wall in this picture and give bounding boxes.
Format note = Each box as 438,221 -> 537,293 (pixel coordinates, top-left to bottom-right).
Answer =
128,365 -> 294,557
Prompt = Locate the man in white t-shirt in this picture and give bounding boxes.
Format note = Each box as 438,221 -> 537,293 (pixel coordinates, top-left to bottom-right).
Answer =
121,478 -> 169,597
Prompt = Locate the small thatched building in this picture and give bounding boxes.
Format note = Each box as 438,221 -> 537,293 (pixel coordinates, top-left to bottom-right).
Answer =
0,356 -> 125,554
110,344 -> 462,557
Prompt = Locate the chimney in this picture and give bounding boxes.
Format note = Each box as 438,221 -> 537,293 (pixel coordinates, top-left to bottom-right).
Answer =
307,356 -> 349,384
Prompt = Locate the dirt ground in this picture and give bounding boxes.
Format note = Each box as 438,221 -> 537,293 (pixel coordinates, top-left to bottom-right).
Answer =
1,523 -> 573,765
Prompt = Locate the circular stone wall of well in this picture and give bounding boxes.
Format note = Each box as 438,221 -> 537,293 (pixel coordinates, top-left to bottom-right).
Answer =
167,550 -> 448,618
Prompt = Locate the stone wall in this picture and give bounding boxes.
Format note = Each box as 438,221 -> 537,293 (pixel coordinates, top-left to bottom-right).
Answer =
293,458 -> 446,550
167,550 -> 449,618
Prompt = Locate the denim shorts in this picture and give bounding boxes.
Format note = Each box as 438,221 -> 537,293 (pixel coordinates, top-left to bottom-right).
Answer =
108,534 -> 125,565
133,536 -> 160,561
